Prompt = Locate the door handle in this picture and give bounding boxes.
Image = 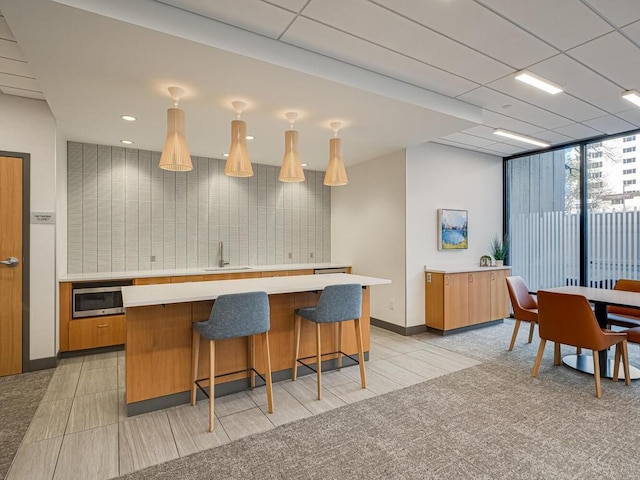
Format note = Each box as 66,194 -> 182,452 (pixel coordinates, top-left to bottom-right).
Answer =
0,257 -> 19,267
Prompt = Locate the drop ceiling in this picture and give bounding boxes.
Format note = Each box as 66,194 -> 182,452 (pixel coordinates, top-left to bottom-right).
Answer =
2,0 -> 640,166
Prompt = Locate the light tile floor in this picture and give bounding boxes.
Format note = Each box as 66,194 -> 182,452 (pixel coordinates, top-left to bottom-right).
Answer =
6,326 -> 479,480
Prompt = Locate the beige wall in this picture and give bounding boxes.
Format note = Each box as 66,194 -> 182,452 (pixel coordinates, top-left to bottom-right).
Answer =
0,94 -> 60,360
331,150 -> 407,327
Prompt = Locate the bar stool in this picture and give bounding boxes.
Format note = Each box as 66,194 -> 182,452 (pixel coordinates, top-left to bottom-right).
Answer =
292,283 -> 366,400
191,291 -> 274,432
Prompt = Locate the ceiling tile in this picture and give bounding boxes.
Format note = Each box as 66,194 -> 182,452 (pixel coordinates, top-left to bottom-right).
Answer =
583,0 -> 640,27
301,0 -> 513,84
372,0 -> 557,68
478,0 -> 612,51
433,139 -> 476,151
622,20 -> 640,45
266,0 -> 308,13
0,86 -> 44,100
481,110 -> 546,135
528,54 -> 630,114
0,57 -> 34,78
486,73 -> 607,122
0,72 -> 39,91
615,108 -> 640,127
440,131 -> 497,148
531,130 -> 574,144
282,17 -> 479,97
0,16 -> 15,41
554,123 -> 605,139
157,0 -> 295,38
582,115 -> 637,135
0,38 -> 22,61
461,125 -> 502,141
568,32 -> 640,89
476,143 -> 526,156
459,87 -> 573,129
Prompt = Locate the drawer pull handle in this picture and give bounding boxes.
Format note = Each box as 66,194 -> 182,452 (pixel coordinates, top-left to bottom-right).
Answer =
98,324 -> 109,328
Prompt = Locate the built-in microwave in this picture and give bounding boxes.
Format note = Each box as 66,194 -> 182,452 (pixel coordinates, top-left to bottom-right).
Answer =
72,281 -> 132,319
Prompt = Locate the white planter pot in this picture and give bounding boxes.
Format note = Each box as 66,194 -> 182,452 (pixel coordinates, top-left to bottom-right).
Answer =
495,260 -> 504,267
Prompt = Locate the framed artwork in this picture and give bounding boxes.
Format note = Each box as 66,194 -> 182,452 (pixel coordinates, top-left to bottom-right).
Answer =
438,209 -> 468,250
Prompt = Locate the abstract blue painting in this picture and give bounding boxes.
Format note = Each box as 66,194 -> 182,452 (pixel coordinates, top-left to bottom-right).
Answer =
438,209 -> 468,250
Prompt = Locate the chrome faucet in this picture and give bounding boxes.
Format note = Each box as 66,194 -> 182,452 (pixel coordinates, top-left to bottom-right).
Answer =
218,241 -> 230,268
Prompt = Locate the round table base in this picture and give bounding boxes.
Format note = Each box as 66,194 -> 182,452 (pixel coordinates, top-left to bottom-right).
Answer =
562,354 -> 640,380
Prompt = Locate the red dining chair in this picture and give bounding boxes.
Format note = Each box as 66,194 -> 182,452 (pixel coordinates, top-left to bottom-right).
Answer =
535,291 -> 630,398
607,279 -> 640,329
505,276 -> 538,351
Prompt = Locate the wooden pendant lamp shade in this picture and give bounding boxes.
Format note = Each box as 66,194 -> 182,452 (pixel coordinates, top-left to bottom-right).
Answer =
159,87 -> 193,172
224,101 -> 253,177
324,122 -> 348,186
279,112 -> 305,182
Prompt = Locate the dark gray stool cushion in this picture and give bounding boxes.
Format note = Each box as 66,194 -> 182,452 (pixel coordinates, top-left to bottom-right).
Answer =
295,284 -> 362,323
194,291 -> 270,340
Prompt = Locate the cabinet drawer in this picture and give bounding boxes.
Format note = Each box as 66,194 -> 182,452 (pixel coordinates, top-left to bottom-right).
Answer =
69,315 -> 126,351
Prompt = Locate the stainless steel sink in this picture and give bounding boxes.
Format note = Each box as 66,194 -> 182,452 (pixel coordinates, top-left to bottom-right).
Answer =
202,266 -> 253,271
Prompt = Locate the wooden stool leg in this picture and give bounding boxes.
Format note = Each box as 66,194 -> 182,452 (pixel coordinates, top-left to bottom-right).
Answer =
508,320 -> 521,351
209,340 -> 216,432
527,321 -> 535,344
532,339 -> 546,377
248,335 -> 255,389
613,343 -> 621,382
622,340 -> 631,386
576,347 -> 582,355
292,315 -> 301,381
263,332 -> 274,413
354,318 -> 366,389
316,322 -> 322,400
337,322 -> 343,370
191,329 -> 200,406
554,342 -> 561,366
593,350 -> 602,399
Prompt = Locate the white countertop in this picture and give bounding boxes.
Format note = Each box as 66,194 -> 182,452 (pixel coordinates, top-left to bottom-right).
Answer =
425,265 -> 512,273
60,263 -> 351,282
122,273 -> 391,308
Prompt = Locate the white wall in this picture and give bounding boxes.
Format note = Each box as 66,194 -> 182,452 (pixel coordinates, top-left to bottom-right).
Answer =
0,94 -> 59,360
406,142 -> 503,327
332,150 -> 406,327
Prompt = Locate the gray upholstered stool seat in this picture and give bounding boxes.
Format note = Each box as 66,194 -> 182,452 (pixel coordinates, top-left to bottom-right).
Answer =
292,283 -> 366,400
191,291 -> 274,432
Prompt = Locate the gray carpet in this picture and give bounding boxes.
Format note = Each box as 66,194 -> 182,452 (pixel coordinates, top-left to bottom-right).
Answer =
0,368 -> 54,479
118,321 -> 640,479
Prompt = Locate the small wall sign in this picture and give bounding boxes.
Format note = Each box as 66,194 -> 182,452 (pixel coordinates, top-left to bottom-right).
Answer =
30,212 -> 55,224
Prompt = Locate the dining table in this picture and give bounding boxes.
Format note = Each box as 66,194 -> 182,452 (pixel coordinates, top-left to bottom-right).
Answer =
538,285 -> 640,380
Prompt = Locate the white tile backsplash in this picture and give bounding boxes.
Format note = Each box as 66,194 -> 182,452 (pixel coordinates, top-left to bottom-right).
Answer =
67,142 -> 331,273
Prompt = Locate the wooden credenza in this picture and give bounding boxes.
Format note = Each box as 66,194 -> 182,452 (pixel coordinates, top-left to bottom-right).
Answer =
425,267 -> 511,333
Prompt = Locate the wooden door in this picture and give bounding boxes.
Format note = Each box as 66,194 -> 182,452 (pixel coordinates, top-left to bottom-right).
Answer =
0,156 -> 23,376
444,273 -> 468,329
490,269 -> 511,320
468,271 -> 492,325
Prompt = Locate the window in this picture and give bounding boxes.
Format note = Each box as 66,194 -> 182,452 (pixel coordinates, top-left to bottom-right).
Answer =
623,168 -> 637,175
624,157 -> 636,164
623,147 -> 636,153
624,135 -> 637,142
589,171 -> 602,179
589,161 -> 603,168
623,179 -> 637,186
611,199 -> 624,204
588,151 -> 603,159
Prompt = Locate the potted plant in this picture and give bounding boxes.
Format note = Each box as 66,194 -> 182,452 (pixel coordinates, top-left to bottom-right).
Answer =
489,234 -> 509,267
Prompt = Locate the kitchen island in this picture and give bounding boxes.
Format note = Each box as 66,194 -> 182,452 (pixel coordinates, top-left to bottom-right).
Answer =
122,273 -> 390,415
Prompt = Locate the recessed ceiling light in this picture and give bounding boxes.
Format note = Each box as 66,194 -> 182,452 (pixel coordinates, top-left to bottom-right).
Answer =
622,90 -> 640,107
301,163 -> 308,167
246,135 -> 255,140
121,140 -> 134,145
222,153 -> 229,157
514,70 -> 563,95
493,129 -> 550,148
121,115 -> 136,121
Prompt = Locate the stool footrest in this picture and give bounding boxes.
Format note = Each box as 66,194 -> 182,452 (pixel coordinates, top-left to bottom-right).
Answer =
194,367 -> 267,399
296,350 -> 360,374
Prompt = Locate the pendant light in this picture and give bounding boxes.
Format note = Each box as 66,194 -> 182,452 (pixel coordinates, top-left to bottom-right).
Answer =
224,101 -> 253,177
324,122 -> 348,186
159,86 -> 193,171
279,112 -> 305,182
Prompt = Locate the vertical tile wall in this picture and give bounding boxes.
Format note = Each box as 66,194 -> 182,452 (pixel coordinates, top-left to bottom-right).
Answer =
67,142 -> 331,273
